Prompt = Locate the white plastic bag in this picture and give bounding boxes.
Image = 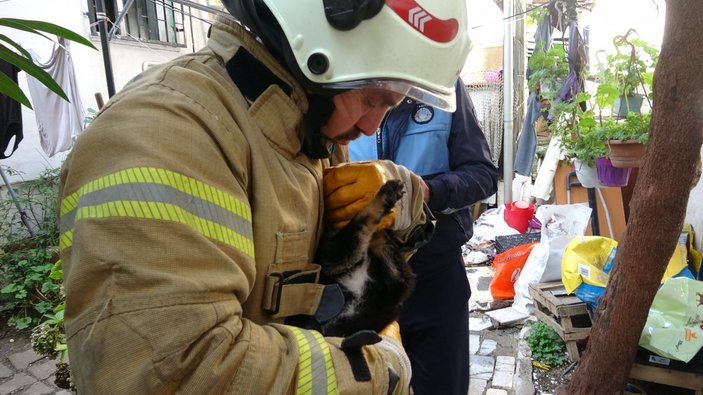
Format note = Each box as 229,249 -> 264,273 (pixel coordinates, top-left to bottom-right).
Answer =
512,204 -> 592,314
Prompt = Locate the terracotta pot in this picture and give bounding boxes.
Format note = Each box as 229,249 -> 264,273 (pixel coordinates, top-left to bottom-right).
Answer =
607,140 -> 647,168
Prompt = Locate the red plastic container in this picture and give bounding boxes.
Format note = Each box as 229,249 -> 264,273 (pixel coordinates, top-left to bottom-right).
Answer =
504,201 -> 535,233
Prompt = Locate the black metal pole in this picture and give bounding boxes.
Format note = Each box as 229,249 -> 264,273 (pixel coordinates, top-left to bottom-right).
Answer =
587,187 -> 600,236
95,0 -> 116,97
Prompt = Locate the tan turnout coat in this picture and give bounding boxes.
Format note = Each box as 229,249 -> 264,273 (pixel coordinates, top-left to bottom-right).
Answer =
59,16 -> 426,394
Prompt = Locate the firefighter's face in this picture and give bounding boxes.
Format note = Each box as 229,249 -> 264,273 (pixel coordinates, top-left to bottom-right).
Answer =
321,88 -> 404,145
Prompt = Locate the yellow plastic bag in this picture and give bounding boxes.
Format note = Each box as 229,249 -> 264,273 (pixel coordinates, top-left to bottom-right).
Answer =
561,236 -> 618,294
562,229 -> 696,308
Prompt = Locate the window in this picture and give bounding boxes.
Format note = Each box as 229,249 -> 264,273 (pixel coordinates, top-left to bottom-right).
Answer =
87,0 -> 187,47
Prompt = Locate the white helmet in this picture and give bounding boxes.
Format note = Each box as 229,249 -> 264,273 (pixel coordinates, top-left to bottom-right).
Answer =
223,0 -> 471,111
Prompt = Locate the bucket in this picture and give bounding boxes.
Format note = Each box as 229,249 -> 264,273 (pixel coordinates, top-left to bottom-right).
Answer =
504,201 -> 535,233
595,157 -> 631,187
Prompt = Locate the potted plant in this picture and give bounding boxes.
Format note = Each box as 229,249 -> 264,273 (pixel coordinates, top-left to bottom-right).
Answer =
595,29 -> 658,118
600,113 -> 650,168
527,42 -> 569,103
547,92 -> 606,188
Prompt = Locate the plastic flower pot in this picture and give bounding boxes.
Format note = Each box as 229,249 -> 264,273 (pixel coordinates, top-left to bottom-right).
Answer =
614,94 -> 644,118
595,157 -> 631,187
573,159 -> 601,188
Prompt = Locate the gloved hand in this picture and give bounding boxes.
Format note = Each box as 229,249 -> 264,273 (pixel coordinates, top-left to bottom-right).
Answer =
323,161 -> 397,230
379,321 -> 403,343
377,321 -> 411,394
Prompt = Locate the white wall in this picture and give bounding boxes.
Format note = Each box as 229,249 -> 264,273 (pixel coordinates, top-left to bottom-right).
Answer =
0,0 -> 213,184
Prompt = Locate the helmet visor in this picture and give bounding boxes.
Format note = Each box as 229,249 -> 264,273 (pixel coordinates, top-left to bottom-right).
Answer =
325,79 -> 457,112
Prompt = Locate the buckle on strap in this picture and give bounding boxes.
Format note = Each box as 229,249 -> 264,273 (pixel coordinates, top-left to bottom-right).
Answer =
263,264 -> 328,317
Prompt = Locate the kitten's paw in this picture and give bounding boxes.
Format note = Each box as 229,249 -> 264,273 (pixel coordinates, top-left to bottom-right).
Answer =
377,180 -> 404,214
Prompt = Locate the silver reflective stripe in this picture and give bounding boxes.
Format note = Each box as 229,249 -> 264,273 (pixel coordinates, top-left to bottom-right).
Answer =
288,326 -> 339,395
59,167 -> 254,256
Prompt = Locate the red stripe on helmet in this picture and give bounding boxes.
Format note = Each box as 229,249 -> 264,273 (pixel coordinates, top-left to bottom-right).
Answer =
386,0 -> 459,43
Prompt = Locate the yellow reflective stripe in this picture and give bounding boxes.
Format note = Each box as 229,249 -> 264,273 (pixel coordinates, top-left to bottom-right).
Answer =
293,327 -> 314,394
310,330 -> 338,394
288,326 -> 339,395
61,167 -> 252,222
59,167 -> 254,257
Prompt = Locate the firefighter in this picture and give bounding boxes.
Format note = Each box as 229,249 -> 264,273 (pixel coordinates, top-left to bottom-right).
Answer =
58,0 -> 471,393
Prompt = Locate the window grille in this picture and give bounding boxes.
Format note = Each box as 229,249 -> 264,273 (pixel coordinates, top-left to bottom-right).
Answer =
87,0 -> 187,47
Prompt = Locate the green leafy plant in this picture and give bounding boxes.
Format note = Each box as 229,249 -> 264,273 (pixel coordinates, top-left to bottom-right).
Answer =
595,29 -> 659,110
547,92 -> 606,168
31,260 -> 67,361
606,113 -> 651,144
528,42 -> 569,102
0,167 -> 61,329
0,17 -> 96,108
527,320 -> 569,366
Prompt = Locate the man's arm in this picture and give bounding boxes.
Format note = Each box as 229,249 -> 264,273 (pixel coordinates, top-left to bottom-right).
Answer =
423,82 -> 499,213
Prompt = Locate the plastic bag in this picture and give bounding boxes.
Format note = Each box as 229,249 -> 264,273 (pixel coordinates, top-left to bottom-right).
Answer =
562,231 -> 696,309
512,204 -> 592,314
490,242 -> 538,300
639,277 -> 703,362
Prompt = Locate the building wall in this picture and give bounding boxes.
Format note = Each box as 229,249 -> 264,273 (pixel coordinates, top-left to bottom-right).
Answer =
0,0 -> 214,184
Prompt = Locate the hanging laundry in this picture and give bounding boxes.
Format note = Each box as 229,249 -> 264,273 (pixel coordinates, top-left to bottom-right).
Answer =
0,59 -> 24,159
514,13 -> 553,176
26,38 -> 85,157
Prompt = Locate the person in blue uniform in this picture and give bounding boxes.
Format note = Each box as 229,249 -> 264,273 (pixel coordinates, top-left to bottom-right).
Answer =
348,80 -> 498,395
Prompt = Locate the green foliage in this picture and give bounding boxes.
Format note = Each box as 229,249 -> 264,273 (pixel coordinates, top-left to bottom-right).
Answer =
31,260 -> 67,361
528,43 -> 569,101
528,320 -> 569,366
0,17 -> 96,108
600,113 -> 651,144
595,29 -> 659,108
0,167 -> 62,330
548,92 -> 606,167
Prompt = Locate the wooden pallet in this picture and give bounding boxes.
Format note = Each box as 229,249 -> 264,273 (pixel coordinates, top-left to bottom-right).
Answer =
529,281 -> 592,361
629,363 -> 703,394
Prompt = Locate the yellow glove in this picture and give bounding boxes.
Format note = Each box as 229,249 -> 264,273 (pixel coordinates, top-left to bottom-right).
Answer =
379,321 -> 403,344
376,321 -> 411,393
323,162 -> 396,230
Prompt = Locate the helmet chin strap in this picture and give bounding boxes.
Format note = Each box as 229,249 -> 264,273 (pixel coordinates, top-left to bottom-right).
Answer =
302,94 -> 336,159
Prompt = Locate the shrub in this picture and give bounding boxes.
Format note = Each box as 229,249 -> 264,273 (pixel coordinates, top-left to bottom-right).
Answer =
527,320 -> 569,366
0,167 -> 62,330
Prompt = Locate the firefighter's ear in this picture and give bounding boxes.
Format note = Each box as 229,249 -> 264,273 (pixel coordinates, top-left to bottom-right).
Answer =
323,0 -> 385,31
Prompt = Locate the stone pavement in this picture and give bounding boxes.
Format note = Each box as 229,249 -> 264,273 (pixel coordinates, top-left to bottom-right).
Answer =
1,261 -> 530,395
0,345 -> 70,395
467,263 -> 535,395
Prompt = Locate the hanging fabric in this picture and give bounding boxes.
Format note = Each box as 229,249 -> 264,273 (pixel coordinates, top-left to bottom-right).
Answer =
0,59 -> 24,159
513,13 -> 554,176
556,20 -> 586,104
26,37 -> 85,157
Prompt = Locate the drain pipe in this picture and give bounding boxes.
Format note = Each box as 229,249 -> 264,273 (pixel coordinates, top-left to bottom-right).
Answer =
502,0 -> 515,204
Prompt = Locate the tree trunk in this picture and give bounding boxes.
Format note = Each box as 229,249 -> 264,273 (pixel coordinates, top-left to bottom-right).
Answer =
558,1 -> 703,394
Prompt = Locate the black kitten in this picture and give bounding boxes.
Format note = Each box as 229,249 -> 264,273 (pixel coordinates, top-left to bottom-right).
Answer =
316,180 -> 416,337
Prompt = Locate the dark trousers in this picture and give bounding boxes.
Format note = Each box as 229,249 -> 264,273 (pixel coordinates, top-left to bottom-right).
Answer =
399,248 -> 470,395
